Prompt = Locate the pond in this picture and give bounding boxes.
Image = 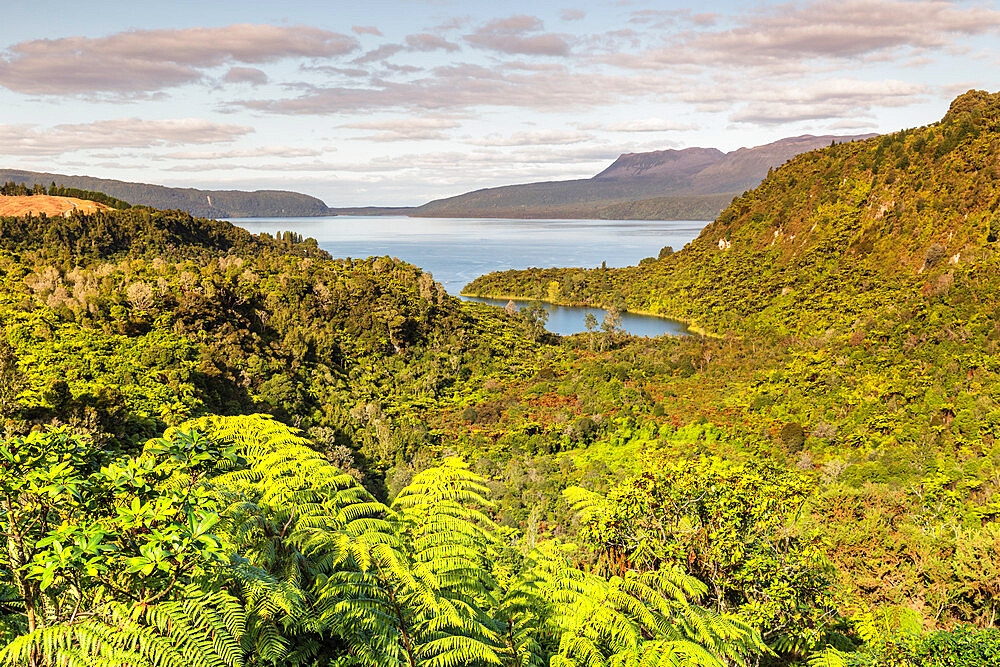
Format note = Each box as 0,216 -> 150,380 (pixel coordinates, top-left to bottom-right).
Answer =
463,296 -> 690,338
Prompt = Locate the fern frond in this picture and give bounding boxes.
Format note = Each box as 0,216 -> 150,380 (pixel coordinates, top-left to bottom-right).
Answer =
806,646 -> 847,667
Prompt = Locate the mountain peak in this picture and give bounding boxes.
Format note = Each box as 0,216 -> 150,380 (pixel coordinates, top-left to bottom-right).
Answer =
593,147 -> 724,181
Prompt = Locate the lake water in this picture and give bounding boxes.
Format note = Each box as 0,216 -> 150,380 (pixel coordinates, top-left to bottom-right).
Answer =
231,216 -> 709,336
463,296 -> 692,337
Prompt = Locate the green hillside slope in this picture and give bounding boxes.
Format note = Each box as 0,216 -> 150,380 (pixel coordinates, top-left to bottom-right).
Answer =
0,206 -> 543,471
459,93 -> 1000,643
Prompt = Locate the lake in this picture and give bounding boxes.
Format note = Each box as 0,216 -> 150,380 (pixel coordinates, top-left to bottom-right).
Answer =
463,296 -> 692,337
231,216 -> 709,336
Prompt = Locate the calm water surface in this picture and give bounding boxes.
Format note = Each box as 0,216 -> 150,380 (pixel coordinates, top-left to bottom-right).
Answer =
231,216 -> 709,336
463,296 -> 691,337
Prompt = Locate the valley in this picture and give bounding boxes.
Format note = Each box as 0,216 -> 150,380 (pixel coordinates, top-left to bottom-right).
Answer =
0,91 -> 998,667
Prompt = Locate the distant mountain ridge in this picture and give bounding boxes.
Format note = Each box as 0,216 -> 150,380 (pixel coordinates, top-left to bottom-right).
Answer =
412,133 -> 877,220
593,147 -> 725,181
0,169 -> 331,218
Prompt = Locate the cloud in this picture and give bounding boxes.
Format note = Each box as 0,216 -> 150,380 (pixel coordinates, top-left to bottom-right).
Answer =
342,117 -> 463,142
352,26 -> 383,36
0,24 -> 359,96
161,160 -> 352,173
828,119 -> 880,130
352,33 -> 460,66
593,118 -> 697,132
702,0 -> 995,60
628,9 -> 688,26
467,129 -> 594,146
223,67 -> 268,85
482,15 -> 545,32
238,65 -> 680,114
727,78 -> 927,124
302,64 -> 369,78
465,15 -> 572,55
0,118 -> 253,156
405,33 -> 460,52
430,16 -> 471,32
614,0 -> 1000,70
560,9 -> 586,21
353,44 -> 406,64
162,146 -> 323,160
690,13 -> 720,26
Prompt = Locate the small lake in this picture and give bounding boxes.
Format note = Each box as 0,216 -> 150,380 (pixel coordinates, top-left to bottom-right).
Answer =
231,216 -> 709,337
464,296 -> 691,337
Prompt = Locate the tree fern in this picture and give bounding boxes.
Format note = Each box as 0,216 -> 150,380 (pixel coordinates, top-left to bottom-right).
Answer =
0,588 -> 247,667
2,416 -> 767,667
806,646 -> 847,667
518,550 -> 764,667
562,486 -> 607,524
182,414 -> 395,664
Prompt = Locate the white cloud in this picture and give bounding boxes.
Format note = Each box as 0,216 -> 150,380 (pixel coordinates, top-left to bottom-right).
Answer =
341,117 -> 463,141
0,24 -> 358,96
728,78 -> 928,124
0,118 -> 253,156
163,146 -> 324,159
465,15 -> 572,55
610,0 -> 1000,71
466,129 -> 594,146
594,118 -> 697,132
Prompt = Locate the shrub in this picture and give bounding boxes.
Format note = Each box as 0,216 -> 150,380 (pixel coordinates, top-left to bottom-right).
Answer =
924,243 -> 948,269
779,422 -> 806,453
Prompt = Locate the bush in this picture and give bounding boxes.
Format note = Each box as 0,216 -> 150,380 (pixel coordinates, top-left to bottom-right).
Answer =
988,210 -> 1000,243
569,416 -> 598,443
844,627 -> 1000,667
779,422 -> 806,452
924,243 -> 948,268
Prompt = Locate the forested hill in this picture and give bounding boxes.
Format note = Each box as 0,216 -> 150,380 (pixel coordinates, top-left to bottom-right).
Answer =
0,204 -> 546,462
0,168 -> 332,217
465,89 -> 1000,337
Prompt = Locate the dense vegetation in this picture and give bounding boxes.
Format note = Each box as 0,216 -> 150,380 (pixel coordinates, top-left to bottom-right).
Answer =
3,90 -> 1000,666
461,90 -> 1000,661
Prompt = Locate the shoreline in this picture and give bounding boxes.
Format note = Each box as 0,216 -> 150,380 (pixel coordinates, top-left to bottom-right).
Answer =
459,291 -> 718,338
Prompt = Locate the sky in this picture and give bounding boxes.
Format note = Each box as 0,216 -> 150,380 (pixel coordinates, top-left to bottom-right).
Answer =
0,0 -> 997,206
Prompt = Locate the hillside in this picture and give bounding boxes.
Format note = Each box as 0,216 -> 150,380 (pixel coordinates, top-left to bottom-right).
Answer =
0,168 -> 332,217
412,133 -> 874,220
460,92 -> 1000,642
592,146 -> 725,180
